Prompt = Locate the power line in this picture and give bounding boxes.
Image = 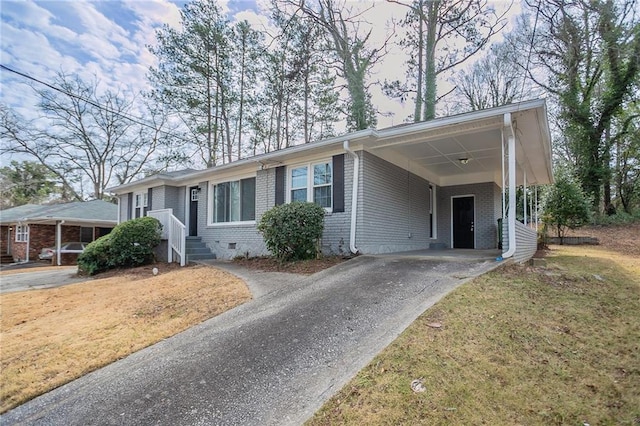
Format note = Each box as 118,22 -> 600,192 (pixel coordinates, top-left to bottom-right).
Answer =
0,64 -> 176,135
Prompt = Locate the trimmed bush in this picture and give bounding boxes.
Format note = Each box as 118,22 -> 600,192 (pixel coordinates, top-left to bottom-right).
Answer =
257,202 -> 325,261
77,216 -> 162,275
108,216 -> 162,267
77,234 -> 113,276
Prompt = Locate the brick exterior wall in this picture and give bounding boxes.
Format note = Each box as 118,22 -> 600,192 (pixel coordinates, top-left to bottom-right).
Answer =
11,224 -> 81,262
6,224 -> 113,264
357,151 -> 432,254
438,182 -> 502,249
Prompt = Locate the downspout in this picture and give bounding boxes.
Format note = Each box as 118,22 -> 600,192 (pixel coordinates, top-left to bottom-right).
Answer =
23,222 -> 30,262
115,196 -> 121,224
56,220 -> 65,266
343,140 -> 360,255
502,113 -> 517,259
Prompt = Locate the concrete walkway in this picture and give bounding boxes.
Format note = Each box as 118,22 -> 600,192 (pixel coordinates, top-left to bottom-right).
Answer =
2,254 -> 503,426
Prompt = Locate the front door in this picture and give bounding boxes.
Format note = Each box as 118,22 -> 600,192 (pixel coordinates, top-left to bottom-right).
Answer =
452,196 -> 474,249
189,186 -> 199,237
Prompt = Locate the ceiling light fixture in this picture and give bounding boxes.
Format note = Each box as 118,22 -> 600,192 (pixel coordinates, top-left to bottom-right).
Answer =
459,158 -> 470,165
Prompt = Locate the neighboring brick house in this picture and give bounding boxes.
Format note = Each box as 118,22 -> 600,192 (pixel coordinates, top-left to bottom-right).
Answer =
0,200 -> 117,265
109,99 -> 554,265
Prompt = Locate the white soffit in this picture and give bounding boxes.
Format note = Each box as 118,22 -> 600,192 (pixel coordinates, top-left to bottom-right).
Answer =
367,101 -> 553,187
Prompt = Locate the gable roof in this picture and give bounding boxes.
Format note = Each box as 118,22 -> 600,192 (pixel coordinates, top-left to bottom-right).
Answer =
0,200 -> 118,226
109,98 -> 553,193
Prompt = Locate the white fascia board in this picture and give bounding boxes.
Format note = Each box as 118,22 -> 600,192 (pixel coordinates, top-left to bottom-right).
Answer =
375,99 -> 546,140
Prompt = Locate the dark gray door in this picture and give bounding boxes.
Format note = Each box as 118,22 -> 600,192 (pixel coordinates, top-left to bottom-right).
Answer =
453,196 -> 474,248
189,186 -> 199,237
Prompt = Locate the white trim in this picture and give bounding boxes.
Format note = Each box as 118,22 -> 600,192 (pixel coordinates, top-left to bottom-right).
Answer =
450,194 -> 476,249
15,224 -> 28,242
206,221 -> 256,228
133,190 -> 148,218
285,159 -> 334,212
207,176 -> 257,226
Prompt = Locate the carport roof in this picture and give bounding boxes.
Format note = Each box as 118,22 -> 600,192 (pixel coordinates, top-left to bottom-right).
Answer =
0,200 -> 118,226
366,98 -> 553,187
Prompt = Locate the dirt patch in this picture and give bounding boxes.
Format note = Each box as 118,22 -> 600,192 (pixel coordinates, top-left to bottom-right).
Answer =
233,255 -> 349,275
564,222 -> 640,256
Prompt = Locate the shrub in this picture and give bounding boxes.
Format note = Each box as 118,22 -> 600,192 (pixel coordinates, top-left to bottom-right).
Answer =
542,171 -> 591,244
77,216 -> 162,275
108,216 -> 162,267
257,202 -> 325,261
77,234 -> 113,276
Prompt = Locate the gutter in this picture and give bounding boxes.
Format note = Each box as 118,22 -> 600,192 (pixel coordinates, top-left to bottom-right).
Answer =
502,112 -> 517,259
343,141 -> 360,255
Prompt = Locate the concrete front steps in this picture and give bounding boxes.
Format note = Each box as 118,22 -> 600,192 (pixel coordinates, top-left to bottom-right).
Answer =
185,236 -> 216,263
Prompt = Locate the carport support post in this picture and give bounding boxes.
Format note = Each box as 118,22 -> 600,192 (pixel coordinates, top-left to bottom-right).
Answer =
523,169 -> 527,226
56,220 -> 64,266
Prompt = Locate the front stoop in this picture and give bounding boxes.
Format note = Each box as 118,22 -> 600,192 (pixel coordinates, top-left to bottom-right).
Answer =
185,236 -> 216,262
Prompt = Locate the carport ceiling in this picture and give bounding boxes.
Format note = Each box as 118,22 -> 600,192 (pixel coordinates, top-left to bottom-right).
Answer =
366,100 -> 553,188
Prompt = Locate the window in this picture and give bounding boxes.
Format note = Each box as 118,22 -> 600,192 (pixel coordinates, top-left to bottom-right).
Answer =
80,227 -> 94,243
15,225 -> 28,242
134,191 -> 148,218
289,161 -> 332,209
212,177 -> 256,223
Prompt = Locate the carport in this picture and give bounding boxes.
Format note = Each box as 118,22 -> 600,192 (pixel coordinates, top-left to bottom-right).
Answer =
362,99 -> 553,262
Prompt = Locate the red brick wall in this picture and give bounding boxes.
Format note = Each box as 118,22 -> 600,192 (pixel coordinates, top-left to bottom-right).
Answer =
10,224 -> 83,262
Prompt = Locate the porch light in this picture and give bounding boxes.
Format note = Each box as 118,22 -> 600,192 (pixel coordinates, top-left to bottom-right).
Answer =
459,158 -> 470,165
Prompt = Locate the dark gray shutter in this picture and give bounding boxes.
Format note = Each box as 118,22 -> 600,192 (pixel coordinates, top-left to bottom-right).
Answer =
127,193 -> 133,220
332,154 -> 345,213
147,188 -> 153,211
275,166 -> 285,206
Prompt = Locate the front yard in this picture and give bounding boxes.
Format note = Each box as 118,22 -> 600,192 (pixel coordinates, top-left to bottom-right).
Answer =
0,263 -> 251,413
308,224 -> 640,425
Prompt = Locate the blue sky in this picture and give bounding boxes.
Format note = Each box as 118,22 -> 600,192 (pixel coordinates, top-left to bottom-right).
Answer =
1,1 -> 190,118
0,0 -> 424,127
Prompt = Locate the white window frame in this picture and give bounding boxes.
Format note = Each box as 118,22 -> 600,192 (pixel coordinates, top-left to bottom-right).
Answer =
15,224 -> 29,242
134,191 -> 148,218
208,175 -> 257,226
287,160 -> 333,212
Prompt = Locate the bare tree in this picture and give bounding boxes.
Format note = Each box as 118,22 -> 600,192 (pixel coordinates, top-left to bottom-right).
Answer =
1,72 -> 177,200
385,0 -> 510,120
452,41 -> 537,111
279,0 -> 389,131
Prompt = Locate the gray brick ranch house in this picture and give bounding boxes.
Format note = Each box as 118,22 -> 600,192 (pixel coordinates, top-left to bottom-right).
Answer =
109,99 -> 553,265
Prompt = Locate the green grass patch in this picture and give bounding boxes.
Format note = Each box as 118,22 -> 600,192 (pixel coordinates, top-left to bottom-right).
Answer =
308,246 -> 640,425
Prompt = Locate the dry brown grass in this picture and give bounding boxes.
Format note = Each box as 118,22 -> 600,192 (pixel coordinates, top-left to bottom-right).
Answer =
309,224 -> 640,425
0,264 -> 251,413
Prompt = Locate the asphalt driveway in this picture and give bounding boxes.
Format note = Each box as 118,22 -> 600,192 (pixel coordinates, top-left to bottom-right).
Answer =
2,254 -> 501,425
0,267 -> 85,294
